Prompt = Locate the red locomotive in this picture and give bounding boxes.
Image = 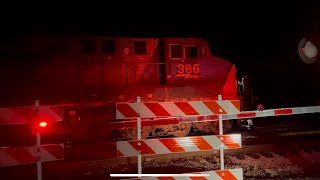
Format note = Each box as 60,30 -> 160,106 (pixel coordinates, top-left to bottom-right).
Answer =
0,36 -> 242,142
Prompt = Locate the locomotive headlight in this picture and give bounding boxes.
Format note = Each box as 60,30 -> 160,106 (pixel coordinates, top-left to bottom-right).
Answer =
298,38 -> 318,64
303,41 -> 318,58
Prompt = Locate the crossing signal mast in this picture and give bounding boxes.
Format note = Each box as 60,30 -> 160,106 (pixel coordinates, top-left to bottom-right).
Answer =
33,100 -> 46,180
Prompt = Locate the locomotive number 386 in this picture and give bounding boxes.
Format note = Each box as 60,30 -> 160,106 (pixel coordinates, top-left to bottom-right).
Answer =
176,64 -> 201,79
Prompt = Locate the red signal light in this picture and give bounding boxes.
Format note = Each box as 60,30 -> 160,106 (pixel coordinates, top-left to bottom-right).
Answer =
38,121 -> 47,128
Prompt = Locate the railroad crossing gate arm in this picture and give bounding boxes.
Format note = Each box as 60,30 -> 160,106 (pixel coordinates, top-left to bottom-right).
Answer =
221,106 -> 320,120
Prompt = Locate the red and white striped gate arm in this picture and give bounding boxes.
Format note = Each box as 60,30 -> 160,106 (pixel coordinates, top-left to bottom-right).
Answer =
117,134 -> 241,157
112,105 -> 320,127
127,168 -> 243,180
0,144 -> 64,167
0,105 -> 63,125
222,106 -> 320,120
116,100 -> 240,119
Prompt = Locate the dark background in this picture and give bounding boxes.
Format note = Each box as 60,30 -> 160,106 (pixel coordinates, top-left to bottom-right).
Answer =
0,2 -> 320,108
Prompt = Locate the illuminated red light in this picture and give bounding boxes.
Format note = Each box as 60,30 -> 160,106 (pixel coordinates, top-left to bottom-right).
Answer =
39,121 -> 47,128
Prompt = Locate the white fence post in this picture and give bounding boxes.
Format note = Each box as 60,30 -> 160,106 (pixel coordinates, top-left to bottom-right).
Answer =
137,96 -> 142,177
218,95 -> 224,170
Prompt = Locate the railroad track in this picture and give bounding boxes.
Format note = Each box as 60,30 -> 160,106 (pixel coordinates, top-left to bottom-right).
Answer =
93,138 -> 320,179
86,136 -> 320,167
64,125 -> 320,163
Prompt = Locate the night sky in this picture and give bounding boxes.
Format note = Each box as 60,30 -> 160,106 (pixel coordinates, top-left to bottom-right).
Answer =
1,2 -> 320,108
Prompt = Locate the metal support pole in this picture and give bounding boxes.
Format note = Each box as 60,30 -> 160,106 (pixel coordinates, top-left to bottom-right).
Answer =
35,100 -> 42,180
36,132 -> 42,180
219,114 -> 224,170
218,95 -> 224,170
137,96 -> 142,177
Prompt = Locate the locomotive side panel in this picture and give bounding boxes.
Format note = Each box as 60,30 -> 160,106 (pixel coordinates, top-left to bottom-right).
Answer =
0,36 -> 238,106
77,37 -> 161,100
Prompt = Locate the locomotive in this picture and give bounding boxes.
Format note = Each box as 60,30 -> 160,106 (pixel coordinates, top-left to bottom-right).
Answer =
0,36 -> 246,142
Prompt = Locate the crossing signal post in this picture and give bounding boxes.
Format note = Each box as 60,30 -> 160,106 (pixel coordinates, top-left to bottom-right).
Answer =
34,100 -> 43,180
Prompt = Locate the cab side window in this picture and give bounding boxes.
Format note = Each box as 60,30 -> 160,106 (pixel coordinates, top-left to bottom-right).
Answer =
81,39 -> 96,54
170,44 -> 183,60
101,39 -> 116,54
185,46 -> 198,58
200,46 -> 206,57
134,41 -> 147,55
184,45 -> 206,58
